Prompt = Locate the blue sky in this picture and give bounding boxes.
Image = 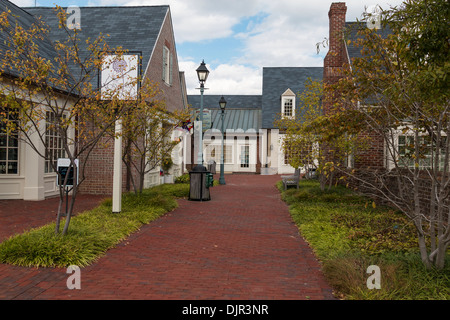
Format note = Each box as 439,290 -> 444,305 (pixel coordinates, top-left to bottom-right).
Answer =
11,0 -> 406,95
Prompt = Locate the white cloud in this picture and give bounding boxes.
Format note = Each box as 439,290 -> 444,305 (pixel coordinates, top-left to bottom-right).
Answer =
179,59 -> 261,95
10,0 -> 35,6
173,0 -> 405,94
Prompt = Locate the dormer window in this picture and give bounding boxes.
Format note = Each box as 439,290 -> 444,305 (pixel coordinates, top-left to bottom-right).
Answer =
281,88 -> 296,118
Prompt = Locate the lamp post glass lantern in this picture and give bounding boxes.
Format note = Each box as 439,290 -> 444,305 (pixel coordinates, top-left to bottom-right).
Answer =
219,96 -> 226,185
195,60 -> 209,169
196,60 -> 209,83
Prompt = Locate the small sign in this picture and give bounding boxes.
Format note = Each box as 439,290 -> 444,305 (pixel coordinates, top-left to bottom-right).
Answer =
101,54 -> 139,100
57,158 -> 79,187
195,109 -> 212,132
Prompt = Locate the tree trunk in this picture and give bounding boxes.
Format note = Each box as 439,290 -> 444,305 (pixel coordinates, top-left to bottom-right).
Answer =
55,189 -> 64,235
416,229 -> 432,269
434,240 -> 448,270
62,185 -> 77,236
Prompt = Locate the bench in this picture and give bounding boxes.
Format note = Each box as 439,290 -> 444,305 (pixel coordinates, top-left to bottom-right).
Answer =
281,168 -> 300,190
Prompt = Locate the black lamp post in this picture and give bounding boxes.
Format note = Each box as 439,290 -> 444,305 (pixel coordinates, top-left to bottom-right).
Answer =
219,96 -> 226,185
195,60 -> 209,169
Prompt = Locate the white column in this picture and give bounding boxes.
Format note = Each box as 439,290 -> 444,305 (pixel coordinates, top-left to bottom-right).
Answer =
112,119 -> 122,213
23,120 -> 45,200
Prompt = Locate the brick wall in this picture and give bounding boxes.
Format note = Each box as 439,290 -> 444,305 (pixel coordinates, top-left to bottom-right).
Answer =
343,167 -> 449,221
145,10 -> 185,113
79,10 -> 184,196
354,129 -> 385,168
323,2 -> 385,169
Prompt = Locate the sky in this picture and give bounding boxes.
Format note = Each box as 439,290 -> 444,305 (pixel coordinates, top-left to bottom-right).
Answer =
10,0 -> 406,95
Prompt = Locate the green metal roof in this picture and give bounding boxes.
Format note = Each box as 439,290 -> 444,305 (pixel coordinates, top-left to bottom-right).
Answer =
210,108 -> 261,132
188,95 -> 261,132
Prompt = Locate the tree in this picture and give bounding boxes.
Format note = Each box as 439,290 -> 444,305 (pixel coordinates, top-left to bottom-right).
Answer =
328,0 -> 449,269
275,78 -> 365,190
119,78 -> 191,194
275,78 -> 322,172
0,6 -> 133,235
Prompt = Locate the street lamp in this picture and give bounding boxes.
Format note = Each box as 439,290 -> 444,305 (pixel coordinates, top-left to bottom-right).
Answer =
219,96 -> 226,185
195,60 -> 209,168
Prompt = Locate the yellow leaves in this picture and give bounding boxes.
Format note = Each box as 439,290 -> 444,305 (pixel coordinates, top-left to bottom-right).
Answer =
364,201 -> 377,209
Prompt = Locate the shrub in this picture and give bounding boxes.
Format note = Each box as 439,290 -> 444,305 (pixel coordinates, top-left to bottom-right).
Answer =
280,179 -> 450,300
175,173 -> 190,184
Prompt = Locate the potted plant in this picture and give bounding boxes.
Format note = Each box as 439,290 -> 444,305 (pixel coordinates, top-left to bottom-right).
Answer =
161,157 -> 174,184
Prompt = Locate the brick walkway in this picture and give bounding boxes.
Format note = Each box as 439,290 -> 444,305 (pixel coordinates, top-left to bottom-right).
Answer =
0,174 -> 335,300
0,194 -> 106,242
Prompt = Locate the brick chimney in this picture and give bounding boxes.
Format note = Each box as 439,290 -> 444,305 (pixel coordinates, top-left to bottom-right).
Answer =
323,2 -> 347,114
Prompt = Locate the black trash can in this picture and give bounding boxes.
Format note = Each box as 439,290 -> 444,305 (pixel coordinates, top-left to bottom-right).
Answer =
189,165 -> 212,201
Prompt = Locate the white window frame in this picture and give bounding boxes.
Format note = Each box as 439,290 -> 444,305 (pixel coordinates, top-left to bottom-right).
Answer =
397,134 -> 447,171
45,111 -> 67,174
281,88 -> 296,119
0,109 -> 19,175
386,126 -> 449,171
162,45 -> 173,86
223,144 -> 233,165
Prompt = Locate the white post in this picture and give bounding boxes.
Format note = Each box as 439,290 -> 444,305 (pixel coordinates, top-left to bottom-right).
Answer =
112,119 -> 122,213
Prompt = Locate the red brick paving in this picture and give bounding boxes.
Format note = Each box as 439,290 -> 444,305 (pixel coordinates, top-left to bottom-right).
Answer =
0,194 -> 107,242
0,174 -> 335,300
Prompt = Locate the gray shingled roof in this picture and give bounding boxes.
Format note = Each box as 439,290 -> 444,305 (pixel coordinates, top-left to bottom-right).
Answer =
344,22 -> 392,105
0,0 -> 60,81
261,67 -> 323,128
188,95 -> 262,110
345,21 -> 393,62
25,5 -> 169,89
188,95 -> 261,131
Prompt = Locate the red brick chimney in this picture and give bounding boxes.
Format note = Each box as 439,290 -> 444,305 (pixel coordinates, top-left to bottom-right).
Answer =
323,2 -> 347,114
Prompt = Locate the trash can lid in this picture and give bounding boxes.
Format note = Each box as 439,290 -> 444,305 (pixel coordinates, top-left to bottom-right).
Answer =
191,165 -> 208,172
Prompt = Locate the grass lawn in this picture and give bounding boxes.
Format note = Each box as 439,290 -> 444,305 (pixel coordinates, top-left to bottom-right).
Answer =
278,179 -> 450,300
0,183 -> 190,268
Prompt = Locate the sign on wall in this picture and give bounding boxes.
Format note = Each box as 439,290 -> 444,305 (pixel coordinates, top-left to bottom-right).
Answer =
101,54 -> 139,100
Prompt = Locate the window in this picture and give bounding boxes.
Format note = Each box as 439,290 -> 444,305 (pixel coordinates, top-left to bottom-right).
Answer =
162,45 -> 173,85
281,88 -> 296,118
284,145 -> 299,165
45,111 -> 66,173
283,98 -> 293,117
0,110 -> 19,174
398,135 -> 447,170
223,145 -> 232,164
284,141 -> 313,166
206,144 -> 218,162
240,145 -> 249,168
284,148 -> 291,165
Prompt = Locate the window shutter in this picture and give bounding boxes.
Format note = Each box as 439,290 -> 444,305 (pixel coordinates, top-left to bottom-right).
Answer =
169,52 -> 173,85
162,47 -> 167,82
